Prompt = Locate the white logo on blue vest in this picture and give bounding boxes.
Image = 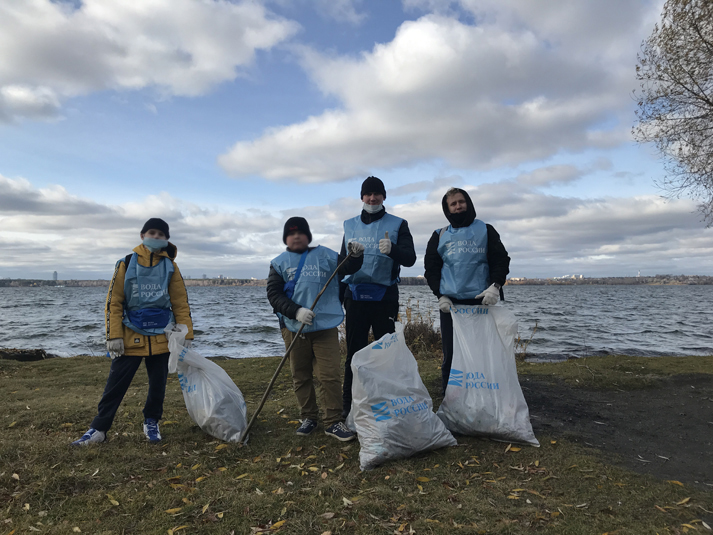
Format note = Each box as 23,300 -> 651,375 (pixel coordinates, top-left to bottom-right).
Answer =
371,402 -> 392,421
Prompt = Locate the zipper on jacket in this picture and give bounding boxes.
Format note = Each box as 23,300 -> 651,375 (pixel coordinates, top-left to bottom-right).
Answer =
148,251 -> 154,356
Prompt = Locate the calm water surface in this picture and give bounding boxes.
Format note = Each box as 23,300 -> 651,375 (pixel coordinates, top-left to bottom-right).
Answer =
1,285 -> 711,360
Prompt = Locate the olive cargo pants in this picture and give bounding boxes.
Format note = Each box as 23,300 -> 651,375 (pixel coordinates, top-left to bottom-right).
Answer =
281,327 -> 343,428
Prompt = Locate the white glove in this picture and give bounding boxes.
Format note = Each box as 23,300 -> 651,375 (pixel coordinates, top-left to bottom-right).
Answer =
107,338 -> 124,359
379,231 -> 392,255
476,283 -> 500,306
438,296 -> 453,313
184,339 -> 192,348
347,241 -> 365,257
295,308 -> 315,325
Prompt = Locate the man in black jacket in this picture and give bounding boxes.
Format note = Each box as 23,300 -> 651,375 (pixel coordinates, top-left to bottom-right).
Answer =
424,188 -> 510,395
339,176 -> 417,417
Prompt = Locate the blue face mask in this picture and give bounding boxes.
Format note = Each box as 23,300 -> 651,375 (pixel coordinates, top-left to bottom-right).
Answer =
143,238 -> 168,252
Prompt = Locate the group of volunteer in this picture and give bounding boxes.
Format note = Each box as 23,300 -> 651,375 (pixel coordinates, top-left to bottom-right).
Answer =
71,176 -> 512,450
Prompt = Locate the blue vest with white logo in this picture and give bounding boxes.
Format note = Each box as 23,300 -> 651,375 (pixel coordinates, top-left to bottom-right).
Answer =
122,253 -> 175,336
437,220 -> 490,300
271,246 -> 344,333
342,213 -> 402,287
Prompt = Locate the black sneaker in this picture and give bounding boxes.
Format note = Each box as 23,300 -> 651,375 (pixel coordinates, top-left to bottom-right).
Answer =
324,422 -> 356,442
296,419 -> 318,436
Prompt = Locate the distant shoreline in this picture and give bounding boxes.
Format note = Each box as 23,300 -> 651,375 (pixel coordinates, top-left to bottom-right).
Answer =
2,274 -> 713,287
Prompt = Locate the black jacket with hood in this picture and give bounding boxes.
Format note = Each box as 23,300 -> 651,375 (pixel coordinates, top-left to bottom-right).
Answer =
423,188 -> 510,304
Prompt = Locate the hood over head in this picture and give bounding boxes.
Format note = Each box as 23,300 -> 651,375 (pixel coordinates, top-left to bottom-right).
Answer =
442,188 -> 476,228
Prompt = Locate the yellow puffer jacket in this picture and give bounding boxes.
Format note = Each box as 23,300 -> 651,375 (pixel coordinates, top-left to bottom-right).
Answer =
105,242 -> 194,357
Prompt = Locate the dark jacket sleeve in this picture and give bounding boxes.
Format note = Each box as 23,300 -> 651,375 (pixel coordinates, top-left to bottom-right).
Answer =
266,265 -> 301,320
423,230 -> 443,298
337,248 -> 364,276
388,220 -> 417,268
486,224 -> 510,286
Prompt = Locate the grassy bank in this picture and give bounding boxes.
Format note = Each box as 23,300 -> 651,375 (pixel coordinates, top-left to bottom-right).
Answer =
1,352 -> 712,535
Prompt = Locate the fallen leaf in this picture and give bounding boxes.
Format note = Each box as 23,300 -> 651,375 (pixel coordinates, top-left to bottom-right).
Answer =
215,444 -> 228,451
676,497 -> 691,505
273,487 -> 284,494
271,520 -> 286,530
416,477 -> 430,482
165,508 -> 182,514
163,421 -> 177,425
72,528 -> 81,533
666,480 -> 684,487
23,504 -> 30,511
235,473 -> 249,480
342,497 -> 353,506
287,420 -> 300,424
202,504 -> 210,514
191,464 -> 200,470
321,472 -> 327,479
509,447 -> 522,452
321,512 -> 335,519
11,473 -> 19,481
217,512 -> 224,519
8,421 -> 16,428
218,467 -> 227,472
320,532 -> 332,535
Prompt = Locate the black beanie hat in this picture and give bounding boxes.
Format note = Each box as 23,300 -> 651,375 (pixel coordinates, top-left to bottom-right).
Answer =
360,176 -> 386,199
141,218 -> 170,239
283,216 -> 312,244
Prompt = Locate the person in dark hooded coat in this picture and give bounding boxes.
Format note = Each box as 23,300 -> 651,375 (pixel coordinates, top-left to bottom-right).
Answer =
424,188 -> 510,395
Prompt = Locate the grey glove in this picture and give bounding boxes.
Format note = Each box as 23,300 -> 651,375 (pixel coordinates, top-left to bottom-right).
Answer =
438,296 -> 453,313
476,283 -> 500,306
107,338 -> 124,359
347,241 -> 365,257
378,231 -> 392,255
296,308 -> 315,325
184,339 -> 192,349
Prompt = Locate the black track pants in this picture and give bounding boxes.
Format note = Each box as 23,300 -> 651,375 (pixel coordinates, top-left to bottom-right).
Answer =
91,353 -> 169,432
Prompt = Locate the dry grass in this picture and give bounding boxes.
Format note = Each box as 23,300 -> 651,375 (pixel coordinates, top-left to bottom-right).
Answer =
1,354 -> 711,534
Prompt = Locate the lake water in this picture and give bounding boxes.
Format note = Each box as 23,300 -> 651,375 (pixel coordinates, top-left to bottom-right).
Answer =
1,285 -> 712,360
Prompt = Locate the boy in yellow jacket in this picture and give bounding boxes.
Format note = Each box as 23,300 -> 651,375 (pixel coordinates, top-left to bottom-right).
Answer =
72,218 -> 194,445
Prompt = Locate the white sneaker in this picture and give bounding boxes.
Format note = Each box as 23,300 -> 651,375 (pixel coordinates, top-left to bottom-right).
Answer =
71,428 -> 106,446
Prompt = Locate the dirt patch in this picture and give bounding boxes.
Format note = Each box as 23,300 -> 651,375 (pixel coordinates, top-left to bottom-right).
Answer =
522,374 -> 713,488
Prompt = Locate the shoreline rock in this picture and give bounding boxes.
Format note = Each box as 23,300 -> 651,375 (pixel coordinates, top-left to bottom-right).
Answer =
0,348 -> 55,361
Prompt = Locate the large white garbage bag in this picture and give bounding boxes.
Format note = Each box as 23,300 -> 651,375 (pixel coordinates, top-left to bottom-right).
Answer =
349,324 -> 457,471
166,324 -> 247,442
436,306 -> 539,446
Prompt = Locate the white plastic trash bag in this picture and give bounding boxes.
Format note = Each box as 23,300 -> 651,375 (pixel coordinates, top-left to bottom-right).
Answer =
348,324 -> 457,471
166,324 -> 248,442
436,306 -> 539,446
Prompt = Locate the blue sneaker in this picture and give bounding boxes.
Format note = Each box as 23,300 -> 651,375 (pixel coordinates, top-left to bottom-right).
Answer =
71,428 -> 106,446
324,422 -> 356,442
295,419 -> 318,436
143,418 -> 162,443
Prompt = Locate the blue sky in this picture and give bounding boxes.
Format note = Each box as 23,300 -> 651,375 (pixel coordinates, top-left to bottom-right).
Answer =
1,0 -> 711,280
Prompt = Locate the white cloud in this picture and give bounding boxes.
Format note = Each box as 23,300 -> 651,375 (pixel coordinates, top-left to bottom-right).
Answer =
0,0 -> 298,122
220,1 -> 660,182
2,172 -> 711,280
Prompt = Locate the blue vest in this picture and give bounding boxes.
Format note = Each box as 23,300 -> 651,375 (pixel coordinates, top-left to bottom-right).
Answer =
342,213 -> 402,289
271,246 -> 344,333
122,253 -> 175,336
438,220 -> 490,300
